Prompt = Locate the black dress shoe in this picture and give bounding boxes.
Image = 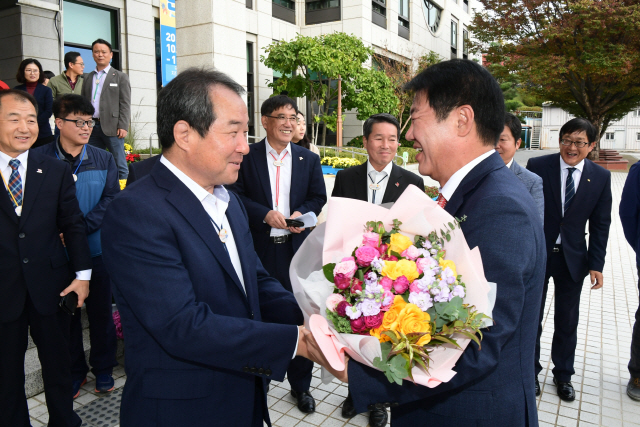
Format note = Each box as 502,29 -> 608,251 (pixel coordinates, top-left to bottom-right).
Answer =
369,407 -> 389,427
291,390 -> 316,413
341,393 -> 357,418
553,378 -> 575,402
535,377 -> 540,396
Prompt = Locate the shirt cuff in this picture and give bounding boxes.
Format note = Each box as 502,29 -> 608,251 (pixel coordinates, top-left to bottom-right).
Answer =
292,327 -> 299,359
75,269 -> 92,281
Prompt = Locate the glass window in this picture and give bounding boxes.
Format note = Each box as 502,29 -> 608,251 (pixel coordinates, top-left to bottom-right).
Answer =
423,0 -> 441,33
636,132 -> 640,141
63,1 -> 118,48
451,20 -> 458,49
399,0 -> 409,18
273,0 -> 295,10
605,132 -> 615,140
463,0 -> 469,13
306,0 -> 340,10
247,42 -> 255,139
463,27 -> 469,58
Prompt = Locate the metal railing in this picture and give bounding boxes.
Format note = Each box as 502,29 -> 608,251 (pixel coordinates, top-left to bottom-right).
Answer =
316,145 -> 406,167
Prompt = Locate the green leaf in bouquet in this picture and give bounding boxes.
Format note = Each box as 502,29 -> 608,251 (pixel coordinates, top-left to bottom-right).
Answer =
356,268 -> 364,282
448,222 -> 455,230
382,331 -> 399,344
390,250 -> 402,259
325,309 -> 354,334
391,219 -> 402,233
429,334 -> 461,348
457,331 -> 482,348
323,263 -> 336,283
389,355 -> 409,385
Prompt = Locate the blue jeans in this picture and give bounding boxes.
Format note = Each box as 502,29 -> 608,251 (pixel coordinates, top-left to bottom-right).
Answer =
89,121 -> 128,180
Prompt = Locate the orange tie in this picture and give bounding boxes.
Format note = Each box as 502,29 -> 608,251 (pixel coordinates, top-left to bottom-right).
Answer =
436,193 -> 447,208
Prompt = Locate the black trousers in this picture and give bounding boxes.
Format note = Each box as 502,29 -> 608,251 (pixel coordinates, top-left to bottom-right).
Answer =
69,255 -> 118,380
535,248 -> 585,382
0,294 -> 80,427
260,238 -> 313,393
630,266 -> 640,379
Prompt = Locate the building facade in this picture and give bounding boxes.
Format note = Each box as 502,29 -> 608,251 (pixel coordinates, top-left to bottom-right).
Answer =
541,104 -> 640,151
0,0 -> 477,147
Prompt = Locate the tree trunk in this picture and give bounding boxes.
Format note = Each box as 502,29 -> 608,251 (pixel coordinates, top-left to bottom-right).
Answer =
586,115 -> 604,161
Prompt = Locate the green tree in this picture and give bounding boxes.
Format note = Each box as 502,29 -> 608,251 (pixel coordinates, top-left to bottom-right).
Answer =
471,0 -> 640,159
261,32 -> 398,146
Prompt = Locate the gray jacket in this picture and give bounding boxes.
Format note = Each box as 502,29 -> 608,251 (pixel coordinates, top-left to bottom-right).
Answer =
81,68 -> 131,137
511,160 -> 544,223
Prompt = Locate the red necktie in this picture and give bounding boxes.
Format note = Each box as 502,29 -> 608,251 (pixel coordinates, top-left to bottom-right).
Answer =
436,193 -> 447,208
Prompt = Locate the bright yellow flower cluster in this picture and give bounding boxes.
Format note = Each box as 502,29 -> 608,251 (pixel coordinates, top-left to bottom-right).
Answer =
388,233 -> 413,254
439,258 -> 457,277
381,259 -> 419,282
370,296 -> 431,346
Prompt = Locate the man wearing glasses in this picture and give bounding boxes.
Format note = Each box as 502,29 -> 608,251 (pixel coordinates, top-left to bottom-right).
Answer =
36,94 -> 120,399
527,118 -> 612,401
230,95 -> 326,415
47,52 -> 85,98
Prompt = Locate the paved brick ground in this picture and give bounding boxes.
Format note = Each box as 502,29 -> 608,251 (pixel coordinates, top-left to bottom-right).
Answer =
27,156 -> 639,426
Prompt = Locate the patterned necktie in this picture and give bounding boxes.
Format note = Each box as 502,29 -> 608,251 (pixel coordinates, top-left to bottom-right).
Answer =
564,167 -> 576,214
436,193 -> 447,208
7,159 -> 23,208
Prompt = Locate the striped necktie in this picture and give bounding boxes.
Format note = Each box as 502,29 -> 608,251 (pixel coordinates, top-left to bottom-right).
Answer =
7,159 -> 23,208
436,193 -> 447,208
564,167 -> 576,214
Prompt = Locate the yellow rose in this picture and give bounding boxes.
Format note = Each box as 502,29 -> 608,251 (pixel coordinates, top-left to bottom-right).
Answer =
439,258 -> 457,278
397,304 -> 431,336
416,333 -> 431,346
388,233 -> 414,255
381,259 -> 419,282
370,326 -> 391,342
381,296 -> 407,330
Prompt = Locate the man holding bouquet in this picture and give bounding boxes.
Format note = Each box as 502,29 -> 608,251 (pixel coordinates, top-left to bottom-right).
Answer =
307,59 -> 546,426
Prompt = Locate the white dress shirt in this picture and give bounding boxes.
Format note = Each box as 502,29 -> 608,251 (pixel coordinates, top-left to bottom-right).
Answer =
506,158 -> 514,169
366,160 -> 393,204
0,150 -> 91,280
439,150 -> 495,201
160,156 -> 246,291
265,139 -> 292,237
556,156 -> 585,244
90,64 -> 111,119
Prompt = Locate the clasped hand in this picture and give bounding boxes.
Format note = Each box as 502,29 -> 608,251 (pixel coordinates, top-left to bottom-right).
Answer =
296,326 -> 348,383
264,210 -> 304,234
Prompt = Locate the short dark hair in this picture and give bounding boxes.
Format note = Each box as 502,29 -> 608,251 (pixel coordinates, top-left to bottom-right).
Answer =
0,89 -> 38,114
261,94 -> 297,117
405,59 -> 504,146
92,39 -> 113,52
156,68 -> 246,150
504,113 -> 522,143
559,117 -> 597,143
53,94 -> 95,119
44,71 -> 55,81
16,58 -> 45,84
64,51 -> 81,70
363,113 -> 400,139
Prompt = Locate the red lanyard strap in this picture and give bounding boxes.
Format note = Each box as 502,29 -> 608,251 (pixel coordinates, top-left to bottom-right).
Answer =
269,151 -> 288,209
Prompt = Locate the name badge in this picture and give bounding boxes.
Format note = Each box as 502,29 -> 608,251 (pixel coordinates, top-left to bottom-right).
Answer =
369,184 -> 381,191
110,83 -> 118,87
273,160 -> 284,167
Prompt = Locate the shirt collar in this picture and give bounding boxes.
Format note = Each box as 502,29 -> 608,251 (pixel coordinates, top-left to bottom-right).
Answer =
159,155 -> 230,205
559,155 -> 585,173
0,149 -> 29,169
265,138 -> 291,158
506,158 -> 514,169
366,159 -> 393,177
94,64 -> 111,76
440,150 -> 495,201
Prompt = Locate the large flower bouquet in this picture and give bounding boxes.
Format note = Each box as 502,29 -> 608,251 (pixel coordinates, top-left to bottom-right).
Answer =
323,219 -> 489,384
290,185 -> 496,388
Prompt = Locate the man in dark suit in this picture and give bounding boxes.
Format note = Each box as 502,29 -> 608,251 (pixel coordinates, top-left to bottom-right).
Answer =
81,38 -> 131,183
619,162 -> 640,401
101,69 -> 318,427
228,95 -> 327,413
528,118 -> 612,401
332,113 -> 424,207
0,89 -> 92,427
126,154 -> 161,186
496,113 -> 544,222
332,112 -> 423,426
305,59 -> 546,427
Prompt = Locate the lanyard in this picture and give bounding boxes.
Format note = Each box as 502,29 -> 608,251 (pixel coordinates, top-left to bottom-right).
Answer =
368,172 -> 388,204
209,216 -> 229,254
55,145 -> 86,180
93,72 -> 103,101
269,151 -> 288,209
0,168 -> 20,208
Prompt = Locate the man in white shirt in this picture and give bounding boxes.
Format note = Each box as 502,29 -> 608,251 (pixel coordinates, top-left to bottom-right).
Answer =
230,95 -> 327,414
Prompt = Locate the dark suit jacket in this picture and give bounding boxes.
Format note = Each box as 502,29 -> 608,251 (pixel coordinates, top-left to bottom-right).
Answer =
620,163 -> 640,265
331,162 -> 424,203
510,160 -> 544,223
14,84 -> 53,139
527,153 -> 612,282
348,152 -> 546,427
81,67 -> 131,136
0,150 -> 91,323
125,154 -> 161,186
228,139 -> 327,255
101,161 -> 303,426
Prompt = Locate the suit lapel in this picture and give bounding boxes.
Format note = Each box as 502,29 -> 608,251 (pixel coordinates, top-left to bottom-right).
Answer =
255,140 -> 273,208
547,154 -> 563,216
352,163 -> 368,202
18,153 -> 46,227
225,198 -> 256,305
381,163 -> 402,204
0,184 -> 18,223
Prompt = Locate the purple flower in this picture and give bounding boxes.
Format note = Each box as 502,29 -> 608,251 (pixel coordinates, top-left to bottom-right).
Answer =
364,271 -> 378,286
370,257 -> 384,272
422,240 -> 432,249
441,266 -> 456,285
408,292 -> 434,311
346,302 -> 363,320
360,298 -> 381,317
364,283 -> 383,298
416,256 -> 438,274
451,285 -> 465,298
381,290 -> 394,310
434,285 -> 451,302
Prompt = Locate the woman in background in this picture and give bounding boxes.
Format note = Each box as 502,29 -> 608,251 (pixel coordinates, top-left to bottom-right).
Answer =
291,111 -> 320,155
14,58 -> 54,148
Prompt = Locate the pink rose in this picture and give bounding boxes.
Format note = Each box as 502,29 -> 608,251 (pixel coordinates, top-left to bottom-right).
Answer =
409,281 -> 421,293
383,254 -> 398,262
355,245 -> 379,267
379,244 -> 389,256
381,290 -> 394,311
350,317 -> 367,333
342,256 -> 355,262
350,278 -> 363,294
362,232 -> 380,248
334,259 -> 357,278
380,277 -> 393,291
335,273 -> 351,290
326,294 -> 346,312
401,245 -> 421,260
364,312 -> 384,329
336,301 -> 350,317
416,257 -> 437,274
393,276 -> 410,294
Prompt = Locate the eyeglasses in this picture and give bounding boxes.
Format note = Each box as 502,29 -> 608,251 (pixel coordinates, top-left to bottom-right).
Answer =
25,69 -> 39,74
560,139 -> 589,148
60,118 -> 95,128
265,115 -> 298,124
74,62 -> 85,67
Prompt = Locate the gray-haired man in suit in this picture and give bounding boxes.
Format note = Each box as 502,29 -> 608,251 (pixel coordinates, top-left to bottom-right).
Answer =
81,38 -> 131,182
496,113 -> 544,222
